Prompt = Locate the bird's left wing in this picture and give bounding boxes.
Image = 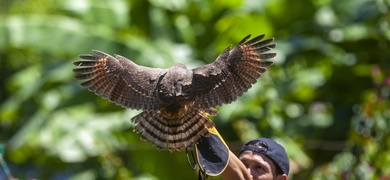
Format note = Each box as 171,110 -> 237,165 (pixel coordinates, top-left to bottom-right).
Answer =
73,50 -> 169,111
189,34 -> 275,109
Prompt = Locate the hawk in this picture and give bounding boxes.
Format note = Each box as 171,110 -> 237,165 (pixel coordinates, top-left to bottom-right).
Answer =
73,34 -> 276,151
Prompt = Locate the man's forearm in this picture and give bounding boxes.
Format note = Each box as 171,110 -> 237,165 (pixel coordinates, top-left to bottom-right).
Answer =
221,150 -> 252,180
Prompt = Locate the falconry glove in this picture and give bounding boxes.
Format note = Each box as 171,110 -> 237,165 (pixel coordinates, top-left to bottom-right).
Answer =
195,126 -> 229,179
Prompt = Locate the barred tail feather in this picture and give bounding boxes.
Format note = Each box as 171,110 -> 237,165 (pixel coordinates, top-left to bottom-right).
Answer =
131,108 -> 215,152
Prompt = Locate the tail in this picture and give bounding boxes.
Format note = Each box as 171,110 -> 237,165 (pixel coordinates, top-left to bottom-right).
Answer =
131,108 -> 215,152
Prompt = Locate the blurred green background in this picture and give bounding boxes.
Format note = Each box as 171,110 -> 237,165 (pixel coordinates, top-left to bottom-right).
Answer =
1,0 -> 389,179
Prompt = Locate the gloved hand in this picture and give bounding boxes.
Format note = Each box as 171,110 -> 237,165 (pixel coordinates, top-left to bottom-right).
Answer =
195,126 -> 229,178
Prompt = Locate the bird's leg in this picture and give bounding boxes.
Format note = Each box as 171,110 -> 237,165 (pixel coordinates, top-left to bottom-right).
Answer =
159,102 -> 187,120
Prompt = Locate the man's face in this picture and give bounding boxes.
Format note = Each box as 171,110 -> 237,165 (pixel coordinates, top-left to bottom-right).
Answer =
239,151 -> 286,180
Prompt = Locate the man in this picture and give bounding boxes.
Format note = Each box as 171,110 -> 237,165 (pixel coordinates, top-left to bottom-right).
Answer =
221,138 -> 290,180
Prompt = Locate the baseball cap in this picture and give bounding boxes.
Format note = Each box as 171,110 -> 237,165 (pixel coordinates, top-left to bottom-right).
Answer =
239,138 -> 290,175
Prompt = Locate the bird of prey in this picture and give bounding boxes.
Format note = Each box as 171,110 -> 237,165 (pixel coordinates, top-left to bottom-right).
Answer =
73,34 -> 276,152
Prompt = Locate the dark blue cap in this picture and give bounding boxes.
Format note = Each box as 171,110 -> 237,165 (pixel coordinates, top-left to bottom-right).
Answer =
239,138 -> 290,175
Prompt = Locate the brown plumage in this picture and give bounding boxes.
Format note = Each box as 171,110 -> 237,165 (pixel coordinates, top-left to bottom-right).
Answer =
73,34 -> 276,151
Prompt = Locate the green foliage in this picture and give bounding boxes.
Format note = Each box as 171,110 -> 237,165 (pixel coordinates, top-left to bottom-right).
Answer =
1,0 -> 389,179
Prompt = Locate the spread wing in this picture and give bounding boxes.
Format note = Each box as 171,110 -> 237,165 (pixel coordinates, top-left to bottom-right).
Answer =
73,50 -> 169,111
190,34 -> 275,109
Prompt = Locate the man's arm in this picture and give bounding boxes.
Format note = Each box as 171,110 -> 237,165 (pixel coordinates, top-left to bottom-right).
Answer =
221,150 -> 252,180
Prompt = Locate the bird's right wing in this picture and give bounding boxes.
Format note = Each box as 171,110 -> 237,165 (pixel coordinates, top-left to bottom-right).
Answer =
190,34 -> 275,109
73,50 -> 169,111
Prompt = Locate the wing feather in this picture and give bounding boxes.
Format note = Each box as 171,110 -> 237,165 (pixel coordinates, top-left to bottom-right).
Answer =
190,34 -> 276,109
73,50 -> 169,111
